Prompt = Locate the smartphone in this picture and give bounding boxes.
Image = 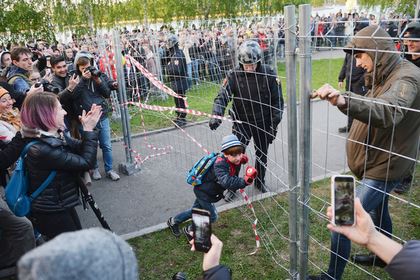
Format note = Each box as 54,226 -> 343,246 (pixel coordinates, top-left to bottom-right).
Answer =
331,175 -> 356,226
192,208 -> 212,253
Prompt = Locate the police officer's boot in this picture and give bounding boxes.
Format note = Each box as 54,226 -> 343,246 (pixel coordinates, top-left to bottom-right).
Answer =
254,179 -> 268,193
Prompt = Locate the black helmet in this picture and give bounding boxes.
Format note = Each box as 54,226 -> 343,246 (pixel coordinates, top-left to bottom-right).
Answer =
166,34 -> 179,49
238,40 -> 262,64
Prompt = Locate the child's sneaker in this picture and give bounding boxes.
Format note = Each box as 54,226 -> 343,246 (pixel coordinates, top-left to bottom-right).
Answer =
224,190 -> 236,202
167,217 -> 181,237
182,224 -> 193,242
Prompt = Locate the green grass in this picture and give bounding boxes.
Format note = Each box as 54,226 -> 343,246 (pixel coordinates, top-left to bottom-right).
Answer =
128,166 -> 420,280
111,58 -> 344,136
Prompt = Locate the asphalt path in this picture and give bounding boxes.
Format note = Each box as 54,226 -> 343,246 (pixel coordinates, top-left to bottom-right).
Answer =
78,49 -> 347,235
78,99 -> 349,235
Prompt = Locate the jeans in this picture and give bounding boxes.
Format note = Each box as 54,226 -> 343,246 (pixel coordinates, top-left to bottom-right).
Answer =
327,178 -> 400,279
95,117 -> 113,172
187,63 -> 192,88
174,198 -> 218,224
191,59 -> 199,84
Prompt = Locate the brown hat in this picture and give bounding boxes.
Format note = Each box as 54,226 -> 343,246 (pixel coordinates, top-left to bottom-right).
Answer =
0,86 -> 9,98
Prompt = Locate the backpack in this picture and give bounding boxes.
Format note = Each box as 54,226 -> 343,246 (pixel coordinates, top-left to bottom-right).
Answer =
186,152 -> 218,187
5,141 -> 56,217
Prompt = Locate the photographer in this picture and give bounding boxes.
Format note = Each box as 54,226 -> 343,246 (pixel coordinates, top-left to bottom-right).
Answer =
70,51 -> 120,181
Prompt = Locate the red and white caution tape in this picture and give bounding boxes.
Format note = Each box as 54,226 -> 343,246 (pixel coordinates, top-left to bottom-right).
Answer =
127,55 -> 189,107
125,101 -> 241,124
239,188 -> 261,255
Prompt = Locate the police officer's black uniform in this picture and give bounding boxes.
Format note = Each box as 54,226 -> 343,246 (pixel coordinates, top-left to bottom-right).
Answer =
166,35 -> 189,126
209,41 -> 284,192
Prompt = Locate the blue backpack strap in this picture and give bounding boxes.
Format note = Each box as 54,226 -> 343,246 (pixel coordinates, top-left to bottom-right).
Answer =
30,171 -> 57,200
21,140 -> 57,200
20,141 -> 39,158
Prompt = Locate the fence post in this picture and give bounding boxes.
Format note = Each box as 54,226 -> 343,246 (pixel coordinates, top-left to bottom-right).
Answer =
284,5 -> 299,280
298,4 -> 312,279
112,29 -> 140,175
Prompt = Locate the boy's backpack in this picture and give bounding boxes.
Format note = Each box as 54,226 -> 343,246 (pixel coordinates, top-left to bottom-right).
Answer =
186,152 -> 218,187
5,141 -> 56,217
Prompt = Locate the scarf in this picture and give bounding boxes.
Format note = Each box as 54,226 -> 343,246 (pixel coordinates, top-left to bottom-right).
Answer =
0,108 -> 21,131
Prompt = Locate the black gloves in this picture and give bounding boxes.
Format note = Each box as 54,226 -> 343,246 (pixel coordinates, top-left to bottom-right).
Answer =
209,118 -> 222,130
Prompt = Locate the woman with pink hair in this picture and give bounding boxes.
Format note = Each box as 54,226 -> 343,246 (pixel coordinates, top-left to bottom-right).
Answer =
20,92 -> 102,240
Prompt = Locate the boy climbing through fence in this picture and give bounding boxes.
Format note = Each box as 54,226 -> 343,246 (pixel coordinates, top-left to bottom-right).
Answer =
167,134 -> 257,237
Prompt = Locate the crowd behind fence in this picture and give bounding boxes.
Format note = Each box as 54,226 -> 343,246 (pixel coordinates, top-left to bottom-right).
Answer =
0,4 -> 420,280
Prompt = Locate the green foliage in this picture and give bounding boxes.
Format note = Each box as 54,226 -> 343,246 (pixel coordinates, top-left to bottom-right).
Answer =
0,0 -> 55,44
359,0 -> 415,15
1,0 -> 414,43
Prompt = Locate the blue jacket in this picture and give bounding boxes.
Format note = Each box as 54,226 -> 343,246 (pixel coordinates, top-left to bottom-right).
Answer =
6,66 -> 31,109
194,154 -> 247,203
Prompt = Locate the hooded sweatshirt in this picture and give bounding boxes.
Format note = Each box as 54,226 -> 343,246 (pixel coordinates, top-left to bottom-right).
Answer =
341,26 -> 420,180
17,228 -> 139,280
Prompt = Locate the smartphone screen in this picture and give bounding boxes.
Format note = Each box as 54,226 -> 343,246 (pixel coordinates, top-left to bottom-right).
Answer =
332,175 -> 355,226
192,208 -> 212,253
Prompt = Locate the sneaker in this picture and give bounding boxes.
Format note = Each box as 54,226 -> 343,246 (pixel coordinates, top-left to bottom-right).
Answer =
338,126 -> 349,133
224,190 -> 236,202
394,175 -> 413,195
167,217 -> 181,237
106,170 -> 120,181
172,272 -> 187,280
182,224 -> 193,242
352,253 -> 387,268
91,168 -> 102,180
173,118 -> 187,127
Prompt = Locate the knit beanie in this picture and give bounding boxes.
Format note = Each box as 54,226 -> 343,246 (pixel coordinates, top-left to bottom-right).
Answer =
18,228 -> 139,280
221,134 -> 242,152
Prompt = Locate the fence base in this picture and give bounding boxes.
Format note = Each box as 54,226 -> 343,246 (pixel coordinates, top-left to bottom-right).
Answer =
118,162 -> 140,176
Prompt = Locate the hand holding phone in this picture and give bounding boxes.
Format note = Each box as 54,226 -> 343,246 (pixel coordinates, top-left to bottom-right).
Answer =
331,175 -> 356,226
192,208 -> 212,253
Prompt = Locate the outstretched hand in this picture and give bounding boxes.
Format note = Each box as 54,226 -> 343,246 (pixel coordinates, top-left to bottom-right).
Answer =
311,83 -> 346,107
326,198 -> 377,247
79,104 -> 102,131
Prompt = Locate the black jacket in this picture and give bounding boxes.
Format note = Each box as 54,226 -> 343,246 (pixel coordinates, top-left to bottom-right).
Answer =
0,133 -> 33,187
25,131 -> 98,213
166,46 -> 189,92
212,64 -> 284,126
71,76 -> 111,119
203,265 -> 232,280
338,53 -> 367,95
194,155 -> 246,203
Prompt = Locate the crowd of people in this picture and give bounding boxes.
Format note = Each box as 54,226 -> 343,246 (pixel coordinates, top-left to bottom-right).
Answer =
0,9 -> 419,280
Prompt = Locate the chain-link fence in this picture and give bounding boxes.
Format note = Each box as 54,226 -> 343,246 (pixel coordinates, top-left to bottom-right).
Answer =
62,5 -> 420,279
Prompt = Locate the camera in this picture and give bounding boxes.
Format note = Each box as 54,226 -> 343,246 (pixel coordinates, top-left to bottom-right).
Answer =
35,81 -> 60,94
86,66 -> 102,77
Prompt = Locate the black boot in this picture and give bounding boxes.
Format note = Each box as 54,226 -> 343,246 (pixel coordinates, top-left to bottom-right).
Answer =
254,180 -> 268,193
352,254 -> 387,268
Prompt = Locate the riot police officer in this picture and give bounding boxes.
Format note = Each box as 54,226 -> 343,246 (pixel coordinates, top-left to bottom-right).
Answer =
209,40 -> 284,193
166,34 -> 189,127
